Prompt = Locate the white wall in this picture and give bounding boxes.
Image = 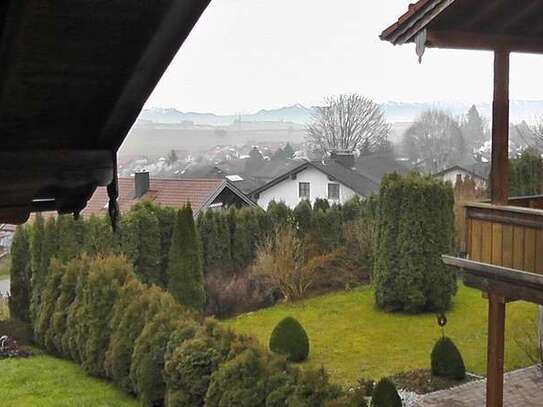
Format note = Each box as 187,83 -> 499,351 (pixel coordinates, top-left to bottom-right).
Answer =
438,169 -> 487,189
256,167 -> 358,209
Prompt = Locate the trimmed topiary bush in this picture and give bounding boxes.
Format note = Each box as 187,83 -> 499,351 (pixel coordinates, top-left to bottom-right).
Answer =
431,337 -> 466,380
371,378 -> 401,407
269,317 -> 309,362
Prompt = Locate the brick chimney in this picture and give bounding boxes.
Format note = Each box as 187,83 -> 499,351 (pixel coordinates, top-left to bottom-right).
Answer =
330,151 -> 355,169
134,171 -> 150,198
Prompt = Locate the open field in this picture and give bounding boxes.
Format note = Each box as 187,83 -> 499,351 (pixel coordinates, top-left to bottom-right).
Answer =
225,284 -> 538,387
0,351 -> 137,407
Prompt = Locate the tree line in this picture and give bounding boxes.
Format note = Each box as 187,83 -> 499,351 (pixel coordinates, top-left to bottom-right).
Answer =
10,197 -> 375,321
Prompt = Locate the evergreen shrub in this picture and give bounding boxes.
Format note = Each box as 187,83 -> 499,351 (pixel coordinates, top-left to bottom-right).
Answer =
431,337 -> 466,380
104,277 -> 149,392
374,173 -> 456,313
47,256 -> 88,355
130,298 -> 186,406
9,226 -> 31,322
164,319 -> 253,407
168,204 -> 206,311
371,378 -> 401,407
269,317 -> 310,362
78,256 -> 131,376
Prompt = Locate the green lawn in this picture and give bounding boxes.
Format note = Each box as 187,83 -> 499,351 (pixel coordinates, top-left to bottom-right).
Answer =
0,255 -> 10,279
225,284 -> 538,387
0,352 -> 137,407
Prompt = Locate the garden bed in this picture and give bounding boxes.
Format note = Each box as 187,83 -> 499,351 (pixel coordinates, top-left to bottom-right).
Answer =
390,368 -> 477,394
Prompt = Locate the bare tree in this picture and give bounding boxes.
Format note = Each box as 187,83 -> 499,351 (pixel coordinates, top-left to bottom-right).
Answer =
511,119 -> 543,153
306,94 -> 390,154
402,110 -> 466,173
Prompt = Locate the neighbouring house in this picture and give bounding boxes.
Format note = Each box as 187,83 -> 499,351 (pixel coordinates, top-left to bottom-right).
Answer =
433,163 -> 490,189
355,151 -> 413,183
83,172 -> 255,217
249,152 -> 379,209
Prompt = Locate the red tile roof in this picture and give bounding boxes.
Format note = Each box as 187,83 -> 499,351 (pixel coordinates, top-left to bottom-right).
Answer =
82,177 -> 228,217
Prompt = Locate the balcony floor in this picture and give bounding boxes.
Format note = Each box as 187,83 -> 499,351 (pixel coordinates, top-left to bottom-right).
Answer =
419,365 -> 542,406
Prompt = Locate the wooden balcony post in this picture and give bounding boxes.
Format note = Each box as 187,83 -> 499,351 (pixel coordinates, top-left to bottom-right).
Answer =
490,49 -> 510,205
486,292 -> 506,407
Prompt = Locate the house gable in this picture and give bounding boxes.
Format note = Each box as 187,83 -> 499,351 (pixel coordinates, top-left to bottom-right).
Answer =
255,166 -> 358,209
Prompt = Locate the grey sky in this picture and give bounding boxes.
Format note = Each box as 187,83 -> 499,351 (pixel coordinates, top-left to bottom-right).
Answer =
145,0 -> 543,114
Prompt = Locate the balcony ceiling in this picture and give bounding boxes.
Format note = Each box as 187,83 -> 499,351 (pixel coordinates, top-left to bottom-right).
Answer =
0,0 -> 210,223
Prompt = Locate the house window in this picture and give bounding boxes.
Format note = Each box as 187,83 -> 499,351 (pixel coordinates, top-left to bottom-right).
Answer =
328,183 -> 340,200
299,182 -> 310,199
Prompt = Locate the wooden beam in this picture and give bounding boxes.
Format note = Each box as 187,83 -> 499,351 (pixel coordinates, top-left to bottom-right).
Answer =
426,31 -> 543,54
491,50 -> 510,205
442,256 -> 543,293
486,291 -> 506,407
463,273 -> 543,305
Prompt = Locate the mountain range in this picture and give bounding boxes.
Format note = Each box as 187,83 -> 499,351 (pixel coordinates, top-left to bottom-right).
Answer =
139,100 -> 543,126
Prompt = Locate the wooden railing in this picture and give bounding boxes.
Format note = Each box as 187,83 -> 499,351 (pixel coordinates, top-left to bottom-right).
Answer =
465,200 -> 543,275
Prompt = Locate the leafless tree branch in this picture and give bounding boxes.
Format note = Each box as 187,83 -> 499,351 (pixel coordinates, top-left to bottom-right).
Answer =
306,94 -> 390,155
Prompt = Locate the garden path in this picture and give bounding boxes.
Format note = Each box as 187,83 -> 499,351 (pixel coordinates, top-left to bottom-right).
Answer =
419,366 -> 542,406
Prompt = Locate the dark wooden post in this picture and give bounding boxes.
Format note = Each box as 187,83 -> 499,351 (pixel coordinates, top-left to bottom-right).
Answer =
486,49 -> 510,407
486,292 -> 506,407
490,49 -> 510,206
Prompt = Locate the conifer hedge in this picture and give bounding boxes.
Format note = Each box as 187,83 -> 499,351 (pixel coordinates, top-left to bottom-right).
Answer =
374,173 -> 456,313
9,225 -> 31,322
28,254 -> 347,406
14,196 -> 370,324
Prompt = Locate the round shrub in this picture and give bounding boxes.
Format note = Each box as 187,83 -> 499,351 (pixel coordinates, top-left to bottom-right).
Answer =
269,317 -> 309,362
371,378 -> 401,407
431,337 -> 466,380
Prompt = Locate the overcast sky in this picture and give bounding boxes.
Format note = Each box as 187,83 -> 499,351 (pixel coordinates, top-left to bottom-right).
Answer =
145,0 -> 543,114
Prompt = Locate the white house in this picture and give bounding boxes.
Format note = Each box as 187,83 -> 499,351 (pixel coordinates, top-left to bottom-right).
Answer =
249,158 -> 379,209
433,164 -> 489,189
